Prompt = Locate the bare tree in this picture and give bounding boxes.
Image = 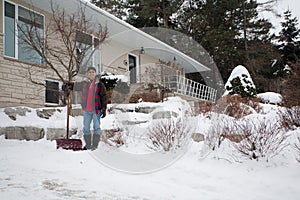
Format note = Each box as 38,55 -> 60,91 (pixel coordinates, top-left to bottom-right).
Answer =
257,0 -> 280,17
17,0 -> 108,103
17,0 -> 108,139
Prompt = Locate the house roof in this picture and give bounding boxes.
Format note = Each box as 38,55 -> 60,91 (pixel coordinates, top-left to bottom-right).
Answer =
23,0 -> 211,73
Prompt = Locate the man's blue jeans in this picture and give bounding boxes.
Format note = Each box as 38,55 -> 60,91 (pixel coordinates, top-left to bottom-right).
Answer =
83,111 -> 101,135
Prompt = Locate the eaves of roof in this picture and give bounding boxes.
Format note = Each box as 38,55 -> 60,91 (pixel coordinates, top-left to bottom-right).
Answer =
22,0 -> 211,73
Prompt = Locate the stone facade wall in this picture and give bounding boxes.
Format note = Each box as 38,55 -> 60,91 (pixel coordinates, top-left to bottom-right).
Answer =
0,33 -> 46,107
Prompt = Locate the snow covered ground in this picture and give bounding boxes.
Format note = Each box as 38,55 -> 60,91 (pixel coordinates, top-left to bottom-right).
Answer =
1,97 -> 300,200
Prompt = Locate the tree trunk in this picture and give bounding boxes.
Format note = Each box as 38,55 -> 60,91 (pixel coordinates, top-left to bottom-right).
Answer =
162,0 -> 168,28
242,1 -> 255,75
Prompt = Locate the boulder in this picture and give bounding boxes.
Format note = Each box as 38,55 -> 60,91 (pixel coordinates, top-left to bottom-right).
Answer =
5,126 -> 45,141
152,111 -> 178,120
4,107 -> 31,120
135,106 -> 156,114
36,108 -> 61,119
191,133 -> 205,142
71,108 -> 82,117
0,127 -> 6,136
121,120 -> 148,126
46,128 -> 77,140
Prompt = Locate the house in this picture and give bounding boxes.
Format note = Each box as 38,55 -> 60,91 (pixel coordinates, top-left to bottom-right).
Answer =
0,0 -> 217,108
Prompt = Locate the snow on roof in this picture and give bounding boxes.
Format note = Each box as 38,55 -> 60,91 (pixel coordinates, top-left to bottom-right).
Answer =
23,0 -> 211,73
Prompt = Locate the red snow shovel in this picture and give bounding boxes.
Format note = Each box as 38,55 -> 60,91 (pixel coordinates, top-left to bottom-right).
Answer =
56,90 -> 82,151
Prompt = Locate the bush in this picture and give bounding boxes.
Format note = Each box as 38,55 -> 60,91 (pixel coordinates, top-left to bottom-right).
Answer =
114,81 -> 130,94
206,116 -> 289,161
205,116 -> 226,150
226,75 -> 257,98
213,95 -> 262,119
228,118 -> 288,161
129,90 -> 161,103
102,128 -> 126,147
295,137 -> 300,163
279,106 -> 300,130
147,118 -> 192,151
205,115 -> 244,151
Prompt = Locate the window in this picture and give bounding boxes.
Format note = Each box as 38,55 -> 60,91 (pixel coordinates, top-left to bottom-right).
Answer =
4,1 -> 15,57
45,80 -> 59,104
4,1 -> 44,64
76,31 -> 101,74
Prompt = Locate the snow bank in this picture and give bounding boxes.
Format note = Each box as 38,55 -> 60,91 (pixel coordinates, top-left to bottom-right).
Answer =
0,107 -> 77,130
0,95 -> 300,199
257,92 -> 283,104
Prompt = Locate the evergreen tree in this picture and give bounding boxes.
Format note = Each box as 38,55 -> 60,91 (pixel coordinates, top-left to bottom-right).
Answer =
177,0 -> 273,82
177,0 -> 239,80
281,63 -> 300,106
277,10 -> 300,64
226,76 -> 257,98
125,0 -> 159,27
277,10 -> 300,106
91,0 -> 127,19
224,65 -> 257,98
125,0 -> 185,28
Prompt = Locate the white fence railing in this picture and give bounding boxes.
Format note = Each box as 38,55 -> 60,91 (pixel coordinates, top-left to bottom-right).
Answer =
163,75 -> 217,102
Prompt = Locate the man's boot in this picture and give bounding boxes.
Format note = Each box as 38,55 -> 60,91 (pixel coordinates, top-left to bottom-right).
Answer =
92,134 -> 101,150
83,134 -> 92,150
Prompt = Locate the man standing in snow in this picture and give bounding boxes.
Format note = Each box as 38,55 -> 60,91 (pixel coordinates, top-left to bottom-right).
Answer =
65,67 -> 107,150
77,67 -> 107,150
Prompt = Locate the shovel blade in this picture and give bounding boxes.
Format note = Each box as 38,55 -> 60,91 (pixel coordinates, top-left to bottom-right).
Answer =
56,139 -> 82,151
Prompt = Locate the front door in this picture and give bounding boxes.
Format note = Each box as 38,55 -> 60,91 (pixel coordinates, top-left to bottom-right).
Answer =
128,54 -> 137,84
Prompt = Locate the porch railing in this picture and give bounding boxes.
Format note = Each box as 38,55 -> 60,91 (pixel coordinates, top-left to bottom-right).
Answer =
163,75 -> 217,102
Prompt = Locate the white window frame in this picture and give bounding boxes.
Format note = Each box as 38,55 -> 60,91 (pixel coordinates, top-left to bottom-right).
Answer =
76,31 -> 102,74
93,37 -> 102,73
45,79 -> 62,106
3,0 -> 45,64
128,53 -> 140,83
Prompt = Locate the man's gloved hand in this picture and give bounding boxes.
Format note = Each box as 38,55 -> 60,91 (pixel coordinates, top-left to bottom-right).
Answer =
101,109 -> 106,118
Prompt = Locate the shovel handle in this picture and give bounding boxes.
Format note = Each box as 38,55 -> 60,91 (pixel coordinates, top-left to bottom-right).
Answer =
66,92 -> 71,139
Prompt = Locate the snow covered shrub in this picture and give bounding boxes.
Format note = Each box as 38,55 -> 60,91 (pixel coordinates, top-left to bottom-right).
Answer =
224,65 -> 257,98
194,100 -> 212,114
229,118 -> 288,161
102,128 -> 126,147
226,76 -> 257,98
101,73 -> 129,103
295,137 -> 300,163
147,118 -> 192,151
100,73 -> 119,90
257,92 -> 283,105
205,115 -> 245,150
279,106 -> 300,130
214,95 -> 262,119
205,116 -> 225,150
114,80 -> 130,94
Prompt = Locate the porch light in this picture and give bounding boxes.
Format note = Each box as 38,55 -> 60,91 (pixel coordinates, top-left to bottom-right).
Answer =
140,46 -> 145,54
